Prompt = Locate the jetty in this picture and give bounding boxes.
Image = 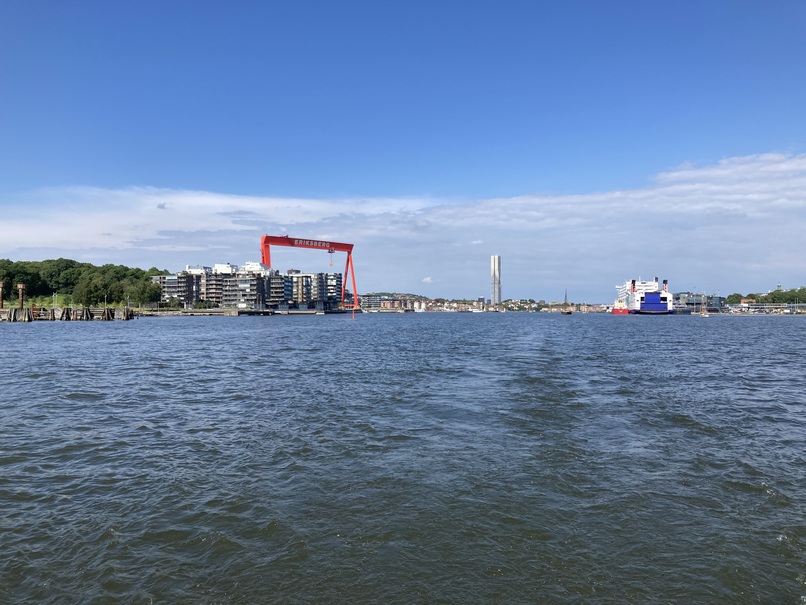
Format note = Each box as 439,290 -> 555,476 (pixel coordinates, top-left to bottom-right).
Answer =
0,281 -> 138,322
0,306 -> 134,322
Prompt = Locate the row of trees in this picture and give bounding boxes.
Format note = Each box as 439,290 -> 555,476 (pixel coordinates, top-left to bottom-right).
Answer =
0,258 -> 167,307
725,287 -> 806,305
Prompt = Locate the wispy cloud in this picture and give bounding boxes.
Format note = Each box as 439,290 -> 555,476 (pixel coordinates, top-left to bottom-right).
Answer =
2,153 -> 805,301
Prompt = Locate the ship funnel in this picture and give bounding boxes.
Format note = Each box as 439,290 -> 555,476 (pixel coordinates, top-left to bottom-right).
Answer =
662,279 -> 668,292
631,279 -> 636,292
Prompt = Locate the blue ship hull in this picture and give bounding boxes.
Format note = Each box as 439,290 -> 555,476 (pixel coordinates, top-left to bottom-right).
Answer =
618,278 -> 675,314
632,291 -> 674,314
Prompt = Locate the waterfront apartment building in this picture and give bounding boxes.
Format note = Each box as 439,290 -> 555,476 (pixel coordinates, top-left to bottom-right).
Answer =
490,255 -> 501,305
287,271 -> 312,305
153,263 -> 344,309
153,273 -> 192,304
284,270 -> 344,307
313,272 -> 342,302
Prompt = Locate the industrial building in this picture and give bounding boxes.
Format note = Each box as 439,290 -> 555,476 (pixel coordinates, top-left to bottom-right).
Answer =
672,292 -> 727,313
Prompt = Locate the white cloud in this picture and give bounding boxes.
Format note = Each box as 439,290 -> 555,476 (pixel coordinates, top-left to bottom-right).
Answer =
2,152 -> 806,301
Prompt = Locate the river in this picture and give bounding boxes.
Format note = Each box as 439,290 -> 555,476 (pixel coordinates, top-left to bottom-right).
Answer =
1,313 -> 804,604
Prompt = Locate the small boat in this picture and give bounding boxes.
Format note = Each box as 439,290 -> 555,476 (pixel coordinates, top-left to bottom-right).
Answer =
696,294 -> 710,317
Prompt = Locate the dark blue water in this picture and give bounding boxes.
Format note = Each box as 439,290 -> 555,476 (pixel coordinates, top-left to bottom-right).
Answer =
1,313 -> 804,604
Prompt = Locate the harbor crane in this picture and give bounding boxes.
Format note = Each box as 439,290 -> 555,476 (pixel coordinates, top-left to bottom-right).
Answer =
260,235 -> 359,310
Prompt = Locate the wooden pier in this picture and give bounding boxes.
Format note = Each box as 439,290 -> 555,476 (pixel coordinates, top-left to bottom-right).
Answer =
0,307 -> 135,322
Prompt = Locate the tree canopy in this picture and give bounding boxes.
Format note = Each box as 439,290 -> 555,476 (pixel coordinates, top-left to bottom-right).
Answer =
0,258 -> 167,306
726,287 -> 806,305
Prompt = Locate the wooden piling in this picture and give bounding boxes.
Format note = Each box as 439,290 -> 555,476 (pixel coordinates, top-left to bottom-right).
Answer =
1,305 -> 136,322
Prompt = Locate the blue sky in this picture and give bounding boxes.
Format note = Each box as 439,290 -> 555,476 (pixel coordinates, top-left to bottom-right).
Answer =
2,1 -> 805,302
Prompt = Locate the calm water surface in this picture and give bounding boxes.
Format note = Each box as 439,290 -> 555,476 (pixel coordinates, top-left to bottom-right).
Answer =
1,313 -> 805,604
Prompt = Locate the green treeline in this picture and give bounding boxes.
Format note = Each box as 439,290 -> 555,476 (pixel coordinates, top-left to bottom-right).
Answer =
0,258 -> 167,307
725,288 -> 806,305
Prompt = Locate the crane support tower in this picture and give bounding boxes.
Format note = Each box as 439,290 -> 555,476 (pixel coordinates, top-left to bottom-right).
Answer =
260,235 -> 359,310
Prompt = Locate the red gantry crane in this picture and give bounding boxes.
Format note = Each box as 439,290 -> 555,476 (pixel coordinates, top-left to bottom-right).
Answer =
260,235 -> 359,310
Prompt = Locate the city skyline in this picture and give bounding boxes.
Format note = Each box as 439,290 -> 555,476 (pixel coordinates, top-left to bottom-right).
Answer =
2,3 -> 806,302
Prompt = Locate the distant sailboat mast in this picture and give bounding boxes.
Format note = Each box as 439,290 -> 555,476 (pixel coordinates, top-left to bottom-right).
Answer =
562,288 -> 573,314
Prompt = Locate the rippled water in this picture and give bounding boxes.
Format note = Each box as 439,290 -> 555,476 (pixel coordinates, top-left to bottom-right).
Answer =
1,313 -> 804,604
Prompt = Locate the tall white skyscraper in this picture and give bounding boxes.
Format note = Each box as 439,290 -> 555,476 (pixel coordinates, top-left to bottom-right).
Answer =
490,255 -> 501,305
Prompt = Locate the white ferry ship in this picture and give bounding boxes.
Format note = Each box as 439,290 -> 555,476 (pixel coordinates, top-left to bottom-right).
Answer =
614,277 -> 674,314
